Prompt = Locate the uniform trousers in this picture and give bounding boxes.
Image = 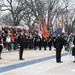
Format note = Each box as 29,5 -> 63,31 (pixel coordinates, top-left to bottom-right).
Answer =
19,45 -> 24,59
56,48 -> 62,62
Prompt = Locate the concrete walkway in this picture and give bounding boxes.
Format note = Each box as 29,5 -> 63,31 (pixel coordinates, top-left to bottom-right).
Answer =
0,48 -> 75,75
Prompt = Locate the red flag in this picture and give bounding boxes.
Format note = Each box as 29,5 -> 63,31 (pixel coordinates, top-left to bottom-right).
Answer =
43,19 -> 48,40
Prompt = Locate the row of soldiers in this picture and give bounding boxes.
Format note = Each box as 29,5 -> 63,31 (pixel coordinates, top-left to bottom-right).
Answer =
17,30 -> 58,60
17,31 -> 57,51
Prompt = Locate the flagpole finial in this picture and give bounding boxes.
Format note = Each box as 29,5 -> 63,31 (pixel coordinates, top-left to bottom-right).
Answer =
62,28 -> 65,33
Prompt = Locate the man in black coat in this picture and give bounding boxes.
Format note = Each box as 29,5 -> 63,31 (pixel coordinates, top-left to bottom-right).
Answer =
56,33 -> 67,63
17,30 -> 25,60
33,33 -> 38,50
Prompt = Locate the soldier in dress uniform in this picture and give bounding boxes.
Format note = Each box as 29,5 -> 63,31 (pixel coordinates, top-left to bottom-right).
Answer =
24,33 -> 29,49
33,33 -> 38,50
56,33 -> 67,63
48,33 -> 53,50
52,33 -> 57,49
17,30 -> 25,60
29,33 -> 33,49
42,36 -> 47,50
37,35 -> 42,50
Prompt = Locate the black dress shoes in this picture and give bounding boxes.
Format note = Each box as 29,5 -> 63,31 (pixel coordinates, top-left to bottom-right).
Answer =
0,58 -> 2,59
73,61 -> 75,63
19,58 -> 24,60
57,61 -> 63,63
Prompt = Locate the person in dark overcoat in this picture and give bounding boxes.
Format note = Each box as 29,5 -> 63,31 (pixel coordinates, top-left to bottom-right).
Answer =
72,37 -> 75,63
17,30 -> 25,60
56,33 -> 67,63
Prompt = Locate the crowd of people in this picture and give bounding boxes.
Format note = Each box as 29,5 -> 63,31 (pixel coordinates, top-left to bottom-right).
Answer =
0,26 -> 75,63
0,26 -> 57,60
0,26 -> 58,51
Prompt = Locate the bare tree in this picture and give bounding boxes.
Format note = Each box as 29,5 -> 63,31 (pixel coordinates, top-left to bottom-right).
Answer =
62,0 -> 75,34
24,0 -> 46,28
0,13 -> 13,25
1,0 -> 28,26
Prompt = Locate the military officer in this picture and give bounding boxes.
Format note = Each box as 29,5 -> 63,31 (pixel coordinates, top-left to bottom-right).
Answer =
56,33 -> 67,63
17,30 -> 25,60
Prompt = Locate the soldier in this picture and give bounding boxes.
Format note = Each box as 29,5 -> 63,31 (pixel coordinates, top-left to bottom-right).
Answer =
42,36 -> 47,50
17,30 -> 25,60
37,35 -> 42,50
33,33 -> 38,50
29,33 -> 33,49
56,33 -> 67,63
52,34 -> 57,49
24,33 -> 29,49
48,33 -> 53,50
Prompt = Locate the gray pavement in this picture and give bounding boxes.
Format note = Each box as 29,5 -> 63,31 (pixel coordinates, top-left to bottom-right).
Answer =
0,47 -> 75,75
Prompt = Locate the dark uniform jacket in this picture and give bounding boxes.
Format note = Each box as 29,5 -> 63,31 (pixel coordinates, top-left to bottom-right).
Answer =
56,36 -> 67,49
17,34 -> 25,46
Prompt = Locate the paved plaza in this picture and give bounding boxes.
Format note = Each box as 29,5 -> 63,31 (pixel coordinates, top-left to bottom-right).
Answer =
0,48 -> 75,75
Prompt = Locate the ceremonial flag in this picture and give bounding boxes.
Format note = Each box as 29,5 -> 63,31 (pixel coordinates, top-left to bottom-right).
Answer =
61,16 -> 65,33
43,19 -> 48,40
55,28 -> 58,38
53,19 -> 58,37
53,19 -> 57,31
62,27 -> 65,33
38,19 -> 42,39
